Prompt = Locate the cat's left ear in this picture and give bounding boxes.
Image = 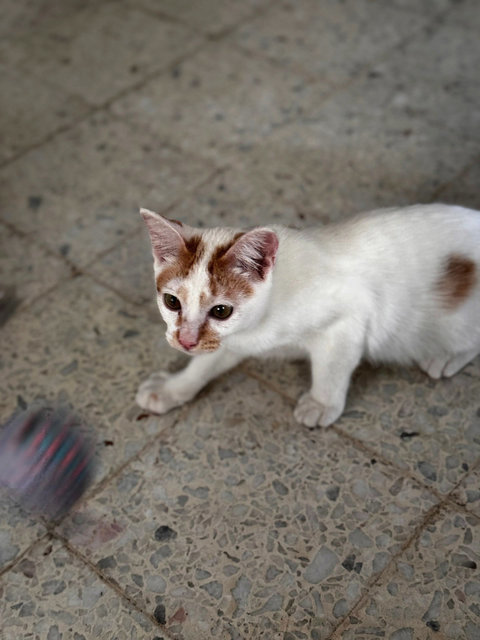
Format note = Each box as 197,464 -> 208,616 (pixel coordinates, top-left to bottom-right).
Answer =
140,208 -> 192,266
224,228 -> 279,280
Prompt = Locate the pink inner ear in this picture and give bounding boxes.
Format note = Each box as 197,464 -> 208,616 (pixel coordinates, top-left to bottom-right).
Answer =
141,211 -> 185,263
226,229 -> 279,279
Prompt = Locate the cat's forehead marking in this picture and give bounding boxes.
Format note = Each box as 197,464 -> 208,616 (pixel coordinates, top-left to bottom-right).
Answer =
156,233 -> 204,292
207,233 -> 254,300
437,254 -> 477,309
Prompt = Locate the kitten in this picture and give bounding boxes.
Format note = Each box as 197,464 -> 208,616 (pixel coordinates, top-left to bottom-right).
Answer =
136,204 -> 480,427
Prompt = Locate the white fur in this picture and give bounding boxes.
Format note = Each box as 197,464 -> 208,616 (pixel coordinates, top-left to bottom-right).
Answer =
137,204 -> 480,427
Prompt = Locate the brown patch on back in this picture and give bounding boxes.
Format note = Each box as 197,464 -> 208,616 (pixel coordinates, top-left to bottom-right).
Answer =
155,234 -> 204,292
207,233 -> 254,300
437,254 -> 477,309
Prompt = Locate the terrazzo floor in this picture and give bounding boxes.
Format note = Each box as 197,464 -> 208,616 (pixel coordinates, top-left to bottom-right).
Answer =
1,1 -> 480,639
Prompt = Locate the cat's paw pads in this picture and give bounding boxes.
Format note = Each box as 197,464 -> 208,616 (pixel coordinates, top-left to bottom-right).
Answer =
136,371 -> 184,415
294,392 -> 342,428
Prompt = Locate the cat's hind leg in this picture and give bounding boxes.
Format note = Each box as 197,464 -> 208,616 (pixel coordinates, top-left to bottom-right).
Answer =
136,348 -> 244,414
418,348 -> 479,379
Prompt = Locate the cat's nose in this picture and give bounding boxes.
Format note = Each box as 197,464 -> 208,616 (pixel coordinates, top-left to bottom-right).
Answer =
178,335 -> 198,351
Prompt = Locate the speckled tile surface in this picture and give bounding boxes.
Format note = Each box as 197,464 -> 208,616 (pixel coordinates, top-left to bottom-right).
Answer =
58,371 -> 439,639
333,509 -> 480,640
0,225 -> 70,311
1,0 -> 480,638
0,276 -> 178,485
0,538 -> 160,640
0,64 -> 89,163
258,90 -> 480,216
233,0 -> 427,83
451,464 -> 480,517
437,158 -> 480,210
4,2 -> 202,106
0,496 -> 46,572
246,356 -> 480,495
112,40 -> 330,162
135,0 -> 272,36
0,0 -> 87,43
0,112 -> 216,267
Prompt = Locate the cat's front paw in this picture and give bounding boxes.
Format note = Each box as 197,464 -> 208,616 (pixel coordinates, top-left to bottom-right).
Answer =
294,392 -> 343,428
136,371 -> 190,415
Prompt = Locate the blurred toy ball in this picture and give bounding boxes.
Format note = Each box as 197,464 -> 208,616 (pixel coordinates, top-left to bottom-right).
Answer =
0,407 -> 94,518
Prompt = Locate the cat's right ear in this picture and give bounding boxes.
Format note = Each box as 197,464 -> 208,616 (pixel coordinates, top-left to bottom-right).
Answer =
140,208 -> 186,265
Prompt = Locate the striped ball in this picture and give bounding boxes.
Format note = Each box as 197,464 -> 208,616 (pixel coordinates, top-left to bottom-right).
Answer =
0,407 -> 94,518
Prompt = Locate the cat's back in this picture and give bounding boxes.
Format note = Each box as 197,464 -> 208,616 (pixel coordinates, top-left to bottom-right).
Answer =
344,203 -> 479,243
313,203 -> 480,265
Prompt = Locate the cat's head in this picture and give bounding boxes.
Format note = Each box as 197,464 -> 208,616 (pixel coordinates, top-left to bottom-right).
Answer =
141,209 -> 278,354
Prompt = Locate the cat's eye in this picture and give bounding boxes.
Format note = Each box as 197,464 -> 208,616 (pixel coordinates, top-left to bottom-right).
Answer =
209,304 -> 233,320
163,293 -> 181,311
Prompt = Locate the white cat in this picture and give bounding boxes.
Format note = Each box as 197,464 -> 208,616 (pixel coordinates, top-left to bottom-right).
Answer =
136,204 -> 480,427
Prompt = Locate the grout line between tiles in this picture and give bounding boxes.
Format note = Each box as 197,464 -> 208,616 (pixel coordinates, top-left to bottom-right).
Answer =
329,425 -> 480,635
232,0 -> 445,91
80,164 -> 228,274
130,0 -> 277,42
0,164 -> 228,322
49,403 -> 191,531
0,531 -> 50,580
0,38 -> 209,171
45,405 -> 196,638
52,532 -> 178,639
242,363 -> 478,513
325,501 -> 448,639
242,363 -> 480,634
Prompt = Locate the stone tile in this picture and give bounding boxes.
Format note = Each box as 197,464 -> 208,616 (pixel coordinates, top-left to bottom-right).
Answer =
451,465 -> 480,517
0,538 -> 159,639
0,64 -> 89,163
234,0 -> 427,84
0,495 -> 46,572
247,355 -> 480,495
253,80 -> 480,217
436,158 -> 480,211
388,0 -> 454,12
136,0 -> 271,36
168,157 -> 331,227
0,0 -> 90,40
446,0 -> 480,30
0,275 -> 180,486
392,20 -> 480,87
0,112 -> 216,267
86,229 -> 157,306
0,226 -> 70,313
351,61 -> 480,146
342,361 -> 480,495
336,509 -> 480,640
59,372 -> 438,639
112,41 -> 330,162
4,2 -> 201,106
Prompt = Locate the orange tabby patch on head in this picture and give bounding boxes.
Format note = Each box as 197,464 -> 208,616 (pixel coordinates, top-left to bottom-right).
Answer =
437,254 -> 477,309
207,235 -> 254,300
156,235 -> 204,291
